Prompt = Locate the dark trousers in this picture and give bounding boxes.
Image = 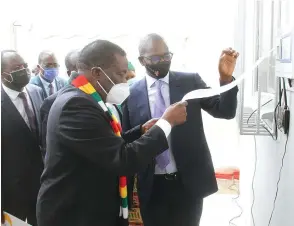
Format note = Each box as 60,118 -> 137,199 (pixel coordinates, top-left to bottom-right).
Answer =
141,174 -> 203,226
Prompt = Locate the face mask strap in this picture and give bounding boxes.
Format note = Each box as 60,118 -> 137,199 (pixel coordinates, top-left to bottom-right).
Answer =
96,80 -> 108,95
3,72 -> 13,83
96,67 -> 115,85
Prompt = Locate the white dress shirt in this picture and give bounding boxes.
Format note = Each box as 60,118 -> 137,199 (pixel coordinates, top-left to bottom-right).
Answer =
39,75 -> 57,96
145,73 -> 178,174
2,84 -> 34,128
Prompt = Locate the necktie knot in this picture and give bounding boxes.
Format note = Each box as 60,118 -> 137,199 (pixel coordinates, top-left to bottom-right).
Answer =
154,79 -> 164,89
18,92 -> 27,99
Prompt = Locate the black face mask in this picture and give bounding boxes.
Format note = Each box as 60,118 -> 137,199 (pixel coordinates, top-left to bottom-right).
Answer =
4,68 -> 31,91
145,61 -> 171,79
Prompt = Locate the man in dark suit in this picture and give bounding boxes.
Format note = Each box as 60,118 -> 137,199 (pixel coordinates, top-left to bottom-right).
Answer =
30,51 -> 67,97
1,50 -> 44,225
39,71 -> 80,159
122,33 -> 240,226
36,39 -> 188,226
39,50 -> 81,156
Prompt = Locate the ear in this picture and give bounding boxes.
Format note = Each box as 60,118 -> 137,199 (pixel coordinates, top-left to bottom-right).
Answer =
91,67 -> 103,79
138,57 -> 146,66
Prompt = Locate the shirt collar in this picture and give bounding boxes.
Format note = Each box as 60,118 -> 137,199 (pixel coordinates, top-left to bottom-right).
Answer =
2,83 -> 28,100
39,74 -> 53,86
145,72 -> 169,89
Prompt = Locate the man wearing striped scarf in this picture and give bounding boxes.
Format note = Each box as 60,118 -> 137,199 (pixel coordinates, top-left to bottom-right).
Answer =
36,39 -> 188,226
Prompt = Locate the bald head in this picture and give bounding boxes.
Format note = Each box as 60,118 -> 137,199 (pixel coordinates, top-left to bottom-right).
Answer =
1,50 -> 17,72
65,50 -> 80,76
138,33 -> 169,56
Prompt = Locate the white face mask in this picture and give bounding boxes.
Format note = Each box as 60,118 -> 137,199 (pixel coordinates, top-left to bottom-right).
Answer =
95,67 -> 130,105
106,83 -> 130,104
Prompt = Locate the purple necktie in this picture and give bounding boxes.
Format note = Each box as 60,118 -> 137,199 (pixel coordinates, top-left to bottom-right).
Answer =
153,80 -> 170,169
18,92 -> 37,134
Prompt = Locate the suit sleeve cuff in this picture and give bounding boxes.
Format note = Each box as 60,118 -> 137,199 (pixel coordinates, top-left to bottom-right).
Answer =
219,76 -> 235,86
155,119 -> 171,138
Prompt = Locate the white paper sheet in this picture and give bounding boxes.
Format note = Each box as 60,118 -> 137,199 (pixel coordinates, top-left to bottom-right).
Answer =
2,212 -> 31,226
182,48 -> 275,101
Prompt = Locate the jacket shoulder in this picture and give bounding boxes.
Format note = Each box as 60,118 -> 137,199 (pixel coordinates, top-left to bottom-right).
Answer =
27,83 -> 44,94
56,76 -> 68,85
53,86 -> 96,110
170,71 -> 205,88
170,71 -> 199,80
129,77 -> 145,93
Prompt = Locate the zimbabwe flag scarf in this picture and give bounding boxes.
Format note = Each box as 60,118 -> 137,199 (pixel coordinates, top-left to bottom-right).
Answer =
72,75 -> 129,222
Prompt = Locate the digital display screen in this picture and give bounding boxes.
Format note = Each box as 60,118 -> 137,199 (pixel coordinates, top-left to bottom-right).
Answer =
280,35 -> 292,63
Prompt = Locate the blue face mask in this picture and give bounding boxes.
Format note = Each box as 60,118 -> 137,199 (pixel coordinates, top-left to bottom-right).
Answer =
43,68 -> 58,82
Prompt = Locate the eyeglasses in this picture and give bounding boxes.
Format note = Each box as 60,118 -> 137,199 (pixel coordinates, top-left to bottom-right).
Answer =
141,52 -> 173,65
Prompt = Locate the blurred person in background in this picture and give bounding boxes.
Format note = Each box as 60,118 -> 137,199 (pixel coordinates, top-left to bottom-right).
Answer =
32,65 -> 40,76
39,50 -> 80,159
30,50 -> 67,97
126,61 -> 138,87
1,50 -> 44,226
65,49 -> 80,82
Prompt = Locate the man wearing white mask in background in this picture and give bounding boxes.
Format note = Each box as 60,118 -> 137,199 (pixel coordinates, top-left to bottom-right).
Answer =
36,39 -> 188,226
30,51 -> 67,97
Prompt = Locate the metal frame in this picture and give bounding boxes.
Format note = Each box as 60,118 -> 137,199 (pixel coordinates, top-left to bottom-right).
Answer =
237,0 -> 279,137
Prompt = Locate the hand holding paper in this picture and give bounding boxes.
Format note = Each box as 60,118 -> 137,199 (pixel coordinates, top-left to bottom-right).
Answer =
218,47 -> 240,81
182,47 -> 275,101
162,101 -> 188,127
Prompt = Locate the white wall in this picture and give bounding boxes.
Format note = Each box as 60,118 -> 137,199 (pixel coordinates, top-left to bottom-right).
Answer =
237,0 -> 294,225
238,91 -> 294,226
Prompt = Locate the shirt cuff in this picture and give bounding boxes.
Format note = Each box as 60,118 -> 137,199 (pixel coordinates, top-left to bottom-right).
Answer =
155,119 -> 172,138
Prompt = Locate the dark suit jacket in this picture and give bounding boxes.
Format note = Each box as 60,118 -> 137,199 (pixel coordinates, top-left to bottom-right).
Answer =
39,72 -> 83,159
1,84 -> 44,222
36,86 -> 169,226
40,91 -> 60,159
30,75 -> 67,98
122,71 -> 239,208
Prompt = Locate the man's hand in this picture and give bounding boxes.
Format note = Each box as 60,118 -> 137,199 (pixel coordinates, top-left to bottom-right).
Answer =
218,48 -> 239,82
142,118 -> 159,133
162,101 -> 188,127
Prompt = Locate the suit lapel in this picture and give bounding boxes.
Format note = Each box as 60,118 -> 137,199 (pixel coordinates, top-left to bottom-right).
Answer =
55,77 -> 61,91
1,86 -> 32,136
26,85 -> 41,135
169,72 -> 183,104
135,78 -> 152,121
37,76 -> 48,98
